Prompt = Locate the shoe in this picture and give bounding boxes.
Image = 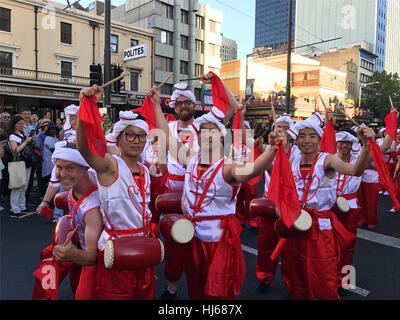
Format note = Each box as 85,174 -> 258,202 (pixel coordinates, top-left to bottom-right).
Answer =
383,191 -> 389,196
367,224 -> 376,229
357,220 -> 366,227
379,191 -> 383,195
0,206 -> 4,211
158,288 -> 178,300
258,282 -> 270,294
10,212 -> 22,218
389,208 -> 397,213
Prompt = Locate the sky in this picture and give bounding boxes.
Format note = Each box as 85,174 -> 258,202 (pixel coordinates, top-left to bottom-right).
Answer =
52,0 -> 255,59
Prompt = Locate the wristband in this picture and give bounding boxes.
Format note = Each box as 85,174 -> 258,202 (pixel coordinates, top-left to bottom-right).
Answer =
42,200 -> 51,205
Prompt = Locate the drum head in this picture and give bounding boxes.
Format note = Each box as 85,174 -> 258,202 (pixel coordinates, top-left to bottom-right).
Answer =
293,210 -> 312,231
104,240 -> 114,269
171,219 -> 195,244
54,215 -> 72,245
337,197 -> 350,213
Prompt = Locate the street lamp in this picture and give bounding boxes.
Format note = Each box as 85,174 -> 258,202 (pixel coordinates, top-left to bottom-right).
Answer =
358,81 -> 379,108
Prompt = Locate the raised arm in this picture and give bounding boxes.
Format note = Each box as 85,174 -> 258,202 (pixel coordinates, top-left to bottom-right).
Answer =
76,85 -> 117,184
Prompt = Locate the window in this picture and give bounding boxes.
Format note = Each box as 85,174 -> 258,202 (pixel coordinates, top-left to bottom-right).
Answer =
61,61 -> 72,79
180,61 -> 188,75
181,9 -> 188,24
195,64 -> 203,77
163,4 -> 174,19
195,39 -> 204,53
195,15 -> 204,29
0,7 -> 11,32
181,35 -> 188,49
60,22 -> 72,44
0,51 -> 12,75
110,34 -> 118,53
130,71 -> 139,92
158,83 -> 173,95
160,30 -> 173,46
209,20 -> 216,33
208,43 -> 219,57
195,88 -> 202,102
160,56 -> 173,72
130,39 -> 138,47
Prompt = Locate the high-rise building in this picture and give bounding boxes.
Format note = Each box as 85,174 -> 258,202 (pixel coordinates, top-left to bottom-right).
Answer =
385,0 -> 400,74
112,0 -> 222,102
254,0 -> 296,50
221,36 -> 237,62
295,0 -> 388,72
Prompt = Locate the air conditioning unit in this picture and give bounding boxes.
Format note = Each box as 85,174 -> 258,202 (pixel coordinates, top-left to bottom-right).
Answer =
61,77 -> 72,83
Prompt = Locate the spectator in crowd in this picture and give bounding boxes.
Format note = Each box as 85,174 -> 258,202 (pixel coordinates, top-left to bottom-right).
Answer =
0,125 -> 7,211
0,122 -> 10,203
0,112 -> 11,126
43,111 -> 51,121
20,107 -> 33,137
101,113 -> 112,134
34,119 -> 51,196
30,113 -> 40,132
56,118 -> 63,130
8,115 -> 35,217
41,122 -> 60,189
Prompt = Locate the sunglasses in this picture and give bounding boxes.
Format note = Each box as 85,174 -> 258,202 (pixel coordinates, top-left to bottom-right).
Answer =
122,132 -> 147,143
175,100 -> 193,107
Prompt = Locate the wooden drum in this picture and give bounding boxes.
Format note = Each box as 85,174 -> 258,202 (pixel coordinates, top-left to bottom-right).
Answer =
160,214 -> 195,244
54,191 -> 69,211
155,192 -> 183,214
249,198 -> 280,219
104,236 -> 164,270
274,209 -> 312,238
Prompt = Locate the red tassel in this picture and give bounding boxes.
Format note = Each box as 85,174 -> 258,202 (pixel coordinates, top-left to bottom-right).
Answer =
78,95 -> 107,158
210,72 -> 230,115
267,143 -> 301,228
320,120 -> 337,154
133,96 -> 157,131
369,138 -> 400,209
384,111 -> 398,142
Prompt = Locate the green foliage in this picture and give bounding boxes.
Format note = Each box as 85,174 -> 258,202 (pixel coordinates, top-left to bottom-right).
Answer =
360,71 -> 400,120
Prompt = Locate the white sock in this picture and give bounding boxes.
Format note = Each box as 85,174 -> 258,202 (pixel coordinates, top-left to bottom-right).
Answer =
167,287 -> 177,294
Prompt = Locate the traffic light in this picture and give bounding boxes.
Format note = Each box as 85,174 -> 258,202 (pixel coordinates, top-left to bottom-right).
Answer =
90,63 -> 102,86
112,65 -> 123,94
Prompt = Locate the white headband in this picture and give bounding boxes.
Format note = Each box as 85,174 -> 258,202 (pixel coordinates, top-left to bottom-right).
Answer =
192,107 -> 227,137
52,141 -> 89,167
336,131 -> 358,144
107,111 -> 149,143
293,112 -> 324,138
63,104 -> 79,131
272,113 -> 297,139
169,83 -> 197,108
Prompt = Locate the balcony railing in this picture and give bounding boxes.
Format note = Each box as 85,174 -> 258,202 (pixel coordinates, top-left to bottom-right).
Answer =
0,66 -> 91,87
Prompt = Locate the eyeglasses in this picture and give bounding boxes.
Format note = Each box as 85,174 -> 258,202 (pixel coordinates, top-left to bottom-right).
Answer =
175,100 -> 193,107
122,132 -> 147,143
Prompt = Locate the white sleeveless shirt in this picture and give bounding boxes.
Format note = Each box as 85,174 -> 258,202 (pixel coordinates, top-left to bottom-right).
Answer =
166,121 -> 199,191
68,183 -> 100,250
181,154 -> 240,242
292,152 -> 337,211
96,156 -> 152,250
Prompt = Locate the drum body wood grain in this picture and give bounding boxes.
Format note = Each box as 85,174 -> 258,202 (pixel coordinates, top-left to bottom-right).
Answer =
249,198 -> 279,219
155,192 -> 183,214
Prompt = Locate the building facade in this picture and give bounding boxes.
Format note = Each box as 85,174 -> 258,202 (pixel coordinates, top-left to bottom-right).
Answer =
0,0 -> 154,118
112,0 -> 222,102
254,0 -> 296,50
385,0 -> 400,74
295,0 -> 388,72
221,36 -> 237,62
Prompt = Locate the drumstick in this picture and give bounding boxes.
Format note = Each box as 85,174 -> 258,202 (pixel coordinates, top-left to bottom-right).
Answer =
17,211 -> 37,219
101,72 -> 128,89
336,105 -> 360,128
270,238 -> 287,261
63,225 -> 80,246
156,73 -> 174,90
270,94 -> 277,127
389,95 -> 397,113
319,94 -> 328,113
179,77 -> 200,82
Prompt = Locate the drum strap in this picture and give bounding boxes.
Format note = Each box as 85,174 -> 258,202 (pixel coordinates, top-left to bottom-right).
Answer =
299,153 -> 320,207
70,184 -> 98,228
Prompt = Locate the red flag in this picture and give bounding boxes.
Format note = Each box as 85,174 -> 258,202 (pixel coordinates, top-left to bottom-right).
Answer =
369,138 -> 400,209
210,72 -> 230,116
384,111 -> 398,142
320,120 -> 337,154
247,144 -> 263,186
267,143 -> 301,228
78,95 -> 107,158
232,109 -> 241,149
133,96 -> 157,131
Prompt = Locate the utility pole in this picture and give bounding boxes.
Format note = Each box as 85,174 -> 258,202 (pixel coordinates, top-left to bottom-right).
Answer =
104,0 -> 112,117
285,0 -> 293,114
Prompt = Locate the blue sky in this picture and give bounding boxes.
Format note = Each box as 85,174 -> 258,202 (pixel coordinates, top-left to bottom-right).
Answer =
52,0 -> 255,59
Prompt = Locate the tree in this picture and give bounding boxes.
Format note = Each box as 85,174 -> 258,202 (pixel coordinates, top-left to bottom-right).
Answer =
360,71 -> 400,120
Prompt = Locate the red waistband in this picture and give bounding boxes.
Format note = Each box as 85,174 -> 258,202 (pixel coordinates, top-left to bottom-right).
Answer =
167,173 -> 185,181
339,193 -> 357,201
104,225 -> 149,238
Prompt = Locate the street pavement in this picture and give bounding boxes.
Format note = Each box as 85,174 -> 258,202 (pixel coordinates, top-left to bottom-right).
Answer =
1,192 -> 400,301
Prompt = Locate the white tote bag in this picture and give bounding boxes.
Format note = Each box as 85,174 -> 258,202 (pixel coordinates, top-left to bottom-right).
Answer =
8,150 -> 26,189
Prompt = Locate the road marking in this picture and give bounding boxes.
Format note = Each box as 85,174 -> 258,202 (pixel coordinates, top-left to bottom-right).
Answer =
356,228 -> 400,249
241,244 -> 258,256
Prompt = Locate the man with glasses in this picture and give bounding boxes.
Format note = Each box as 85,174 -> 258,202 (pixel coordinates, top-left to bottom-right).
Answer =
0,112 -> 11,124
76,90 -> 157,299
